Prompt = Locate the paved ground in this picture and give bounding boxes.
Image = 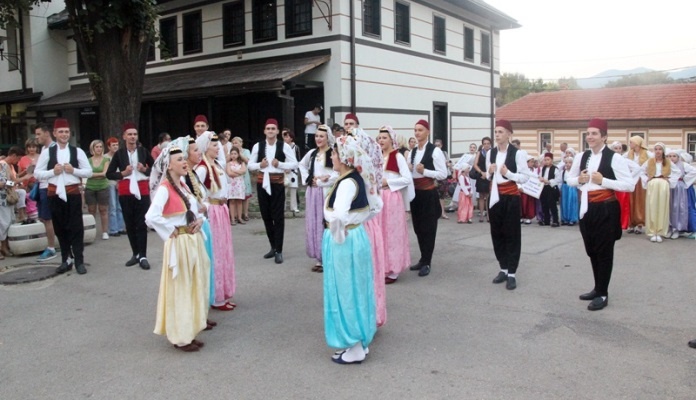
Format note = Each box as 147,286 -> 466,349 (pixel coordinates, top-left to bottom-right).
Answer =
1,214 -> 695,400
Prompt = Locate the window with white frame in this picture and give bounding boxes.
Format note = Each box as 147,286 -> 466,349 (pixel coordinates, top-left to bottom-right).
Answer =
253,0 -> 277,43
540,132 -> 552,153
629,131 -> 645,140
159,16 -> 178,58
687,133 -> 696,160
182,11 -> 202,54
285,0 -> 312,38
363,0 -> 381,37
223,1 -> 245,47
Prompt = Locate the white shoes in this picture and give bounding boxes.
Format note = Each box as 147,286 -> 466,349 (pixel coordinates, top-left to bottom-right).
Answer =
670,231 -> 680,239
650,235 -> 657,242
102,232 -> 109,240
656,235 -> 663,243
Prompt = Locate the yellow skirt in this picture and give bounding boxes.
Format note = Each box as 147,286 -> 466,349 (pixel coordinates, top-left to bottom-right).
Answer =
645,179 -> 670,237
154,232 -> 210,346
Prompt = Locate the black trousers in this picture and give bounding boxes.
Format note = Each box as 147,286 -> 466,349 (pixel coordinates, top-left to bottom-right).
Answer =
119,194 -> 150,259
489,195 -> 522,273
579,199 -> 621,297
49,193 -> 84,265
540,186 -> 559,224
410,189 -> 440,265
258,183 -> 286,252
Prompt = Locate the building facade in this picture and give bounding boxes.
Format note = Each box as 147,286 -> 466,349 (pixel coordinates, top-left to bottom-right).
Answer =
2,0 -> 518,155
496,83 -> 696,161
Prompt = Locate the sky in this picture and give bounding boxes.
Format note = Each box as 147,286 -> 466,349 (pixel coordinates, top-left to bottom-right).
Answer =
484,0 -> 696,82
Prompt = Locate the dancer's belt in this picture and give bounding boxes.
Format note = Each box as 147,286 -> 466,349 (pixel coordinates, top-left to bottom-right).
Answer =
209,198 -> 226,205
325,222 -> 359,230
48,184 -> 81,196
413,178 -> 437,191
257,173 -> 285,185
176,226 -> 192,235
588,190 -> 616,203
497,181 -> 520,196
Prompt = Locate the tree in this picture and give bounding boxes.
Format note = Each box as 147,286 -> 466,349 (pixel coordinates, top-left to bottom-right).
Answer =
497,73 -> 579,106
604,71 -> 673,88
0,0 -> 158,140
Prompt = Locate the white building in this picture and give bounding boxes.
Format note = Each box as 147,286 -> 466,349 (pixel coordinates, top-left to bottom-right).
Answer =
1,0 -> 518,155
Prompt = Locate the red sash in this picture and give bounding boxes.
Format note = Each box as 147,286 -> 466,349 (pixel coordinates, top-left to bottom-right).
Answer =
498,181 -> 520,196
117,180 -> 150,197
413,178 -> 437,191
588,190 -> 615,203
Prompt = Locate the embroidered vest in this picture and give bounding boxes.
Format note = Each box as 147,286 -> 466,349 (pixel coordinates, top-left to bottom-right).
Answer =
48,145 -> 78,170
385,150 -> 400,174
257,140 -> 286,163
580,146 -> 617,181
646,157 -> 671,178
307,148 -> 333,184
327,169 -> 369,211
161,180 -> 187,217
542,165 -> 556,181
489,145 -> 518,180
197,158 -> 222,190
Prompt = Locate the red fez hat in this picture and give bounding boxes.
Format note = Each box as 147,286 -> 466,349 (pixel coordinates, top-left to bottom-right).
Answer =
122,122 -> 137,132
495,119 -> 513,133
588,118 -> 607,134
265,118 -> 278,128
415,119 -> 430,130
344,113 -> 359,124
194,115 -> 209,125
544,152 -> 554,159
53,118 -> 69,130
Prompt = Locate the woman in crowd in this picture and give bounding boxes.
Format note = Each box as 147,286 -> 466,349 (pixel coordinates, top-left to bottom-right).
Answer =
196,132 -> 236,311
151,132 -> 171,161
610,142 -> 631,230
105,137 -> 126,236
85,140 -> 111,239
226,146 -> 247,225
146,145 -> 210,352
473,137 -> 492,222
377,126 -> 413,283
0,151 -> 18,259
298,125 -> 336,272
640,142 -> 679,243
626,136 -> 651,234
323,132 -> 378,365
18,139 -> 39,224
666,148 -> 696,238
231,136 -> 252,221
282,128 -> 301,213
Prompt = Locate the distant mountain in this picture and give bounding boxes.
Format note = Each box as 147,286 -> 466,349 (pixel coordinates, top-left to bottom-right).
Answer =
577,67 -> 696,88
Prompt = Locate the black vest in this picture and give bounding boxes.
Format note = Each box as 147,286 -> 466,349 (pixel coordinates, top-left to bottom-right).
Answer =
48,144 -> 78,169
327,170 -> 368,211
579,146 -> 617,181
257,140 -> 286,163
489,145 -> 518,180
542,165 -> 556,181
306,148 -> 333,185
411,142 -> 435,170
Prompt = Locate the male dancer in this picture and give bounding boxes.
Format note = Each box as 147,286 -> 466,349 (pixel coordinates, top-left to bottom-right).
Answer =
408,119 -> 447,277
34,118 -> 92,274
567,118 -> 633,310
486,120 -> 530,290
33,123 -> 58,262
248,118 -> 298,264
106,122 -> 154,270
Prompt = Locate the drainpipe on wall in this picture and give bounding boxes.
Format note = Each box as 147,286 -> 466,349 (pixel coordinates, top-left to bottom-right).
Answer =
18,11 -> 27,92
349,0 -> 356,113
489,26 -> 495,132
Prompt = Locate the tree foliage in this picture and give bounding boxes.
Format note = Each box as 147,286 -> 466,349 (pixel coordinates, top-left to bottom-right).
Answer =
604,71 -> 673,88
497,73 -> 579,106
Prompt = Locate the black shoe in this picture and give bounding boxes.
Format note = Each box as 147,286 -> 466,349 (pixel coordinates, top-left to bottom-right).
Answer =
139,258 -> 150,270
551,222 -> 559,228
409,262 -> 424,271
109,232 -> 121,237
55,261 -> 73,274
492,271 -> 507,284
75,264 -> 87,275
538,221 -> 546,226
587,296 -> 608,311
688,339 -> 696,349
506,276 -> 517,290
561,221 -> 568,226
125,256 -> 139,267
418,264 -> 431,277
579,290 -> 597,301
274,252 -> 283,264
263,249 -> 276,259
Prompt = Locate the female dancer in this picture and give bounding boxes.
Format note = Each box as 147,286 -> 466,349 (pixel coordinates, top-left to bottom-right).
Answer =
610,142 -> 631,229
559,156 -> 579,225
377,126 -> 413,283
146,145 -> 210,352
298,125 -> 337,272
196,132 -> 237,310
640,143 -> 679,242
626,136 -> 652,234
666,148 -> 696,238
323,133 -> 378,365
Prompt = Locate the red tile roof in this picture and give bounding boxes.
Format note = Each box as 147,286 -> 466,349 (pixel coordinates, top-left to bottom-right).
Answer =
496,83 -> 696,122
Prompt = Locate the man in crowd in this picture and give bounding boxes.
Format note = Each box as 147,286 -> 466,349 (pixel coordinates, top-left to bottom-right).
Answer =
33,123 -> 58,262
304,104 -> 322,150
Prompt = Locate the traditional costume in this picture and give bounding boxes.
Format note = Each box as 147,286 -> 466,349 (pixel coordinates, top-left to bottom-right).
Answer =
666,149 -> 696,237
456,163 -> 474,223
196,132 -> 236,309
539,153 -> 561,226
625,136 -> 652,233
640,143 -> 679,241
145,146 -> 210,350
559,162 -> 579,225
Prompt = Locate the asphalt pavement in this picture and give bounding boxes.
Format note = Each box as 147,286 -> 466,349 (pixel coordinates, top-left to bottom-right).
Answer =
1,214 -> 695,399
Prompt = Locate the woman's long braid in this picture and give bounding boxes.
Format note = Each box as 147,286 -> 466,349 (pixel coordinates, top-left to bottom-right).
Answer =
187,170 -> 203,200
166,170 -> 196,224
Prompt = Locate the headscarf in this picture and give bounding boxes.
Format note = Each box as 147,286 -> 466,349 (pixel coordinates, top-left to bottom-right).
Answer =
680,150 -> 693,164
565,147 -> 577,158
610,141 -> 622,150
336,128 -> 383,213
150,136 -> 192,193
195,131 -> 222,193
627,136 -> 649,165
379,125 -> 398,150
317,124 -> 335,147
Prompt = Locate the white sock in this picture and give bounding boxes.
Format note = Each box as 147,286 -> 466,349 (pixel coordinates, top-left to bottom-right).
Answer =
508,273 -> 515,278
47,247 -> 55,251
387,273 -> 398,279
601,296 -> 607,301
139,257 -> 147,262
341,343 -> 366,362
501,269 -> 508,275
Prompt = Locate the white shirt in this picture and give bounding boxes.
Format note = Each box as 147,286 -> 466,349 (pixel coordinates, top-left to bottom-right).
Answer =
195,160 -> 228,200
304,111 -> 321,134
298,148 -> 338,198
383,151 -> 415,210
484,145 -> 530,208
126,147 -> 148,182
324,174 -> 370,244
409,144 -> 447,181
36,142 -> 56,189
248,140 -> 299,174
639,160 -> 681,190
34,143 -> 92,186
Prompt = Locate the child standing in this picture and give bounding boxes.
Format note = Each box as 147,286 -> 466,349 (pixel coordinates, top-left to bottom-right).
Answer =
560,156 -> 579,225
226,146 -> 247,225
539,153 -> 560,227
456,164 -> 474,223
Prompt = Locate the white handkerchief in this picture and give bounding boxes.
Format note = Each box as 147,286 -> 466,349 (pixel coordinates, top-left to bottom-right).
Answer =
168,242 -> 178,279
489,175 -> 500,209
129,173 -> 141,200
262,171 -> 271,195
579,184 -> 589,219
56,172 -> 67,202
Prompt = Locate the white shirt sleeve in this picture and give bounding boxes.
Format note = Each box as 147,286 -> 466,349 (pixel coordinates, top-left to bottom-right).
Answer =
248,143 -> 261,171
386,153 -> 413,191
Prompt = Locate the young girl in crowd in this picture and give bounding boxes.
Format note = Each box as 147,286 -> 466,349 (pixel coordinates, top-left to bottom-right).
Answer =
559,156 -> 579,225
666,148 -> 696,238
641,143 -> 679,243
456,163 -> 474,223
226,146 -> 247,225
